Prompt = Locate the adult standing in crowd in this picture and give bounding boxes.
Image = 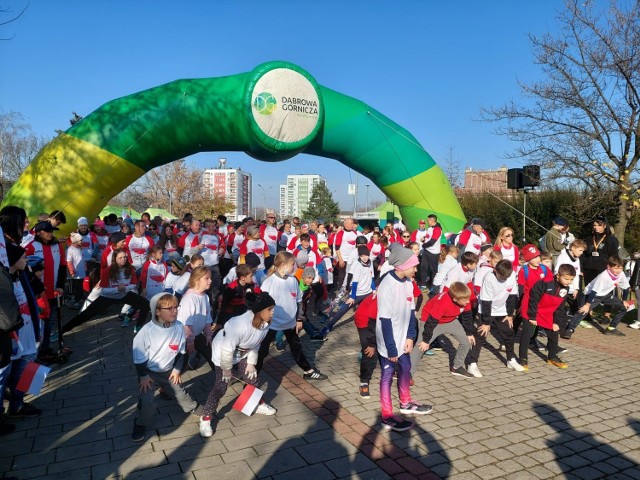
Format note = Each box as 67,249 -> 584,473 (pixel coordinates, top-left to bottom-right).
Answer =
494,226 -> 520,271
543,216 -> 569,266
455,218 -> 490,256
421,214 -> 443,291
582,216 -> 619,287
334,218 -> 358,289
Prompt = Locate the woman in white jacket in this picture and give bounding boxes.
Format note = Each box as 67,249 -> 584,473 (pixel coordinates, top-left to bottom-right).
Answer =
198,291 -> 277,437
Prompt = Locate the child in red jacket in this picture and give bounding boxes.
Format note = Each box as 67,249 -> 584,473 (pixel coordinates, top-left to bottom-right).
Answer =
414,282 -> 475,378
524,264 -> 576,369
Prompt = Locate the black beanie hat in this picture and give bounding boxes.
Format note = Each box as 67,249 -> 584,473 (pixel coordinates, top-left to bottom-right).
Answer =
248,292 -> 276,314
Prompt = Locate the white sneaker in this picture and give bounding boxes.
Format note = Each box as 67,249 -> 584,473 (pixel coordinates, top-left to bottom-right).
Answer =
467,363 -> 483,378
199,416 -> 213,437
628,321 -> 640,330
255,403 -> 277,416
507,358 -> 525,372
578,320 -> 593,329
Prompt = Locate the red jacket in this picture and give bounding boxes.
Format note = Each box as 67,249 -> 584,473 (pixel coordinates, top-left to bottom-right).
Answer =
518,264 -> 553,319
420,290 -> 474,342
527,278 -> 570,329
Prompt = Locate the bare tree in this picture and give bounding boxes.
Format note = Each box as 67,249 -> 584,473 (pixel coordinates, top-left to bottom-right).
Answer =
1,1 -> 30,40
442,146 -> 462,189
483,0 -> 640,245
111,160 -> 235,220
0,111 -> 48,181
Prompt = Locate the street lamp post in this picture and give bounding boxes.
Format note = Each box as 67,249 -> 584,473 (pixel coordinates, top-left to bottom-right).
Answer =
365,184 -> 370,213
257,183 -> 273,219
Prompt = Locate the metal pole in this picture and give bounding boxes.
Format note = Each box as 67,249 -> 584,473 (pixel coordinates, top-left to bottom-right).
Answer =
523,190 -> 527,244
365,184 -> 370,213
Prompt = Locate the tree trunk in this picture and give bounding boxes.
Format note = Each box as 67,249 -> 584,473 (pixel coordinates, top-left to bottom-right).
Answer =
614,198 -> 630,247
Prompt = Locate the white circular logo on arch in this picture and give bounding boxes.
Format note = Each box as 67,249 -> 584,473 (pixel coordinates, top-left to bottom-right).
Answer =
251,68 -> 320,145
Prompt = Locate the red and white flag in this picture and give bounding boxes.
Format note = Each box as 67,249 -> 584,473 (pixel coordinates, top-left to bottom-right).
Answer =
232,384 -> 264,416
16,362 -> 51,395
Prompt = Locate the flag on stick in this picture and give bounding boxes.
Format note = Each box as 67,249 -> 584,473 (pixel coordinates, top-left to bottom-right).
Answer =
16,362 -> 51,395
232,383 -> 264,416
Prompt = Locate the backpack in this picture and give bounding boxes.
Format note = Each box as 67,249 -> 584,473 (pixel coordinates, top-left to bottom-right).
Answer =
523,264 -> 548,281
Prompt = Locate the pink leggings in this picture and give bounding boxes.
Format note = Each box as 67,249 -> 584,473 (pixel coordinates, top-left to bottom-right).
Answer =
379,353 -> 412,419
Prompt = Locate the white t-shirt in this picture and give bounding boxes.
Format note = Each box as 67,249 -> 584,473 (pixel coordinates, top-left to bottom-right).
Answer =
261,273 -> 300,331
348,260 -> 374,296
178,290 -> 212,337
375,272 -> 415,358
555,248 -> 581,293
133,320 -> 186,373
479,271 -> 518,316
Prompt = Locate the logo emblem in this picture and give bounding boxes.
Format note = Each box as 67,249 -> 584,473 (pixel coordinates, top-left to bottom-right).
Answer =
253,92 -> 277,115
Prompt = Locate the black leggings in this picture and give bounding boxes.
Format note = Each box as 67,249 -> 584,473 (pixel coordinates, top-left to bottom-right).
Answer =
256,328 -> 312,374
62,292 -> 149,333
357,319 -> 377,383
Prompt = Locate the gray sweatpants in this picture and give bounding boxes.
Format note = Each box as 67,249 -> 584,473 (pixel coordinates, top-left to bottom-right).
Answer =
135,369 -> 198,427
412,320 -> 471,373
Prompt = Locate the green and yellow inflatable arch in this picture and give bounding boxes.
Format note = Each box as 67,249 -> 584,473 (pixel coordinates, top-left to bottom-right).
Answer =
2,61 -> 465,235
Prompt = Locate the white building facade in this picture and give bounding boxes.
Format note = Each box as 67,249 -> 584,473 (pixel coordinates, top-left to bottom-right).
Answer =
203,159 -> 251,221
279,174 -> 326,219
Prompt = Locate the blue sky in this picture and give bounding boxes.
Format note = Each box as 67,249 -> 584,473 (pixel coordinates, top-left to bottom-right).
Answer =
1,1 -> 568,210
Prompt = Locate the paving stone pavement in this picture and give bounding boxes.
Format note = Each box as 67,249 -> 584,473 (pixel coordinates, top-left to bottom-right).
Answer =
2,305 -> 640,479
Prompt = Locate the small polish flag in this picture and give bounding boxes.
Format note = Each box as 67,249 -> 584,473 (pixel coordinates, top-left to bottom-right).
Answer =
16,362 -> 51,395
232,384 -> 264,416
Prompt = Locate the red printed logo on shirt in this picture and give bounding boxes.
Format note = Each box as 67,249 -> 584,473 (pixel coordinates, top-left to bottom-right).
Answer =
150,274 -> 164,283
268,234 -> 277,241
347,239 -> 356,245
132,247 -> 146,255
252,248 -> 263,255
291,292 -> 297,298
168,344 -> 178,351
473,243 -> 481,249
407,296 -> 412,302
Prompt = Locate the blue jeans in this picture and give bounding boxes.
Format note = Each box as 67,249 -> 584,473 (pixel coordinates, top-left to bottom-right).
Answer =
323,293 -> 370,333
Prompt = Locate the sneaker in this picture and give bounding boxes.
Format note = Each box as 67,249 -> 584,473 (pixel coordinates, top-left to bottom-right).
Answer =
498,344 -> 506,352
303,369 -> 328,380
8,402 -> 41,417
131,423 -> 145,442
430,344 -> 443,352
275,342 -> 285,352
547,358 -> 568,369
578,320 -> 593,329
543,346 -> 568,354
121,315 -> 131,328
255,403 -> 277,415
309,334 -> 328,342
506,358 -> 526,372
561,328 -> 574,340
381,415 -> 414,432
605,327 -> 625,336
199,416 -> 213,437
450,366 -> 474,378
520,361 -> 529,372
399,402 -> 433,415
49,332 -> 59,343
359,383 -> 371,398
467,363 -> 483,378
598,317 -> 610,325
424,349 -> 436,356
628,321 -> 640,329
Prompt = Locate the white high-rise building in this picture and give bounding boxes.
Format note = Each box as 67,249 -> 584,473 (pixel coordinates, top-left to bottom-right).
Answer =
203,158 -> 251,221
279,174 -> 326,219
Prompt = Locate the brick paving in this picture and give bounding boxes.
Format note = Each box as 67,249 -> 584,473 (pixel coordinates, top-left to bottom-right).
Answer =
2,304 -> 640,479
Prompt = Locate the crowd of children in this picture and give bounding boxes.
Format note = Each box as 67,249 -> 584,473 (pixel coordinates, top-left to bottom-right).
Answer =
2,206 -> 638,439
